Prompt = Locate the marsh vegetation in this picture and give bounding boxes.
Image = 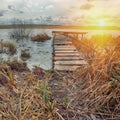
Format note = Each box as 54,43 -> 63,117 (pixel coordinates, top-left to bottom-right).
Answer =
0,30 -> 120,120
31,33 -> 51,42
9,19 -> 31,41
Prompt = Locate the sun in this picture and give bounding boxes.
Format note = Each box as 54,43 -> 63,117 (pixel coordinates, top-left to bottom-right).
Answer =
98,20 -> 105,27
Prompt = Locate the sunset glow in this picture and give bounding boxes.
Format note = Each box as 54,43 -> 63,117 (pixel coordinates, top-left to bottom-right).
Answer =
98,20 -> 105,27
0,0 -> 120,27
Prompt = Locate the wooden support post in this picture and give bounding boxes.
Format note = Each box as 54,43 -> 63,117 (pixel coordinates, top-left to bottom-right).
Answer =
81,34 -> 84,40
52,34 -> 56,70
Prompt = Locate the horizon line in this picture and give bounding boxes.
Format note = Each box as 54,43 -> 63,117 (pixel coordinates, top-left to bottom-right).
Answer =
0,24 -> 120,30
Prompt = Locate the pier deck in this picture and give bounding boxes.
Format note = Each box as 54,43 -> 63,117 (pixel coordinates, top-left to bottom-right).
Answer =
52,31 -> 87,71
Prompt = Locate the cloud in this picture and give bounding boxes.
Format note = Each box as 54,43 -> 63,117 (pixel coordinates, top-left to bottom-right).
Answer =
45,16 -> 53,23
80,3 -> 94,10
87,0 -> 109,1
8,5 -> 14,10
0,0 -> 120,25
0,11 -> 4,16
8,5 -> 24,14
0,10 -> 7,17
45,5 -> 54,10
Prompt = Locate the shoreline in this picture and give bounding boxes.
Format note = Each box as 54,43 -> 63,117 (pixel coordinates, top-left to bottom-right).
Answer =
0,25 -> 120,30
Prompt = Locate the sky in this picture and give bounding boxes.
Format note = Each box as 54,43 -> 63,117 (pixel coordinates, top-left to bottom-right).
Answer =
0,0 -> 120,26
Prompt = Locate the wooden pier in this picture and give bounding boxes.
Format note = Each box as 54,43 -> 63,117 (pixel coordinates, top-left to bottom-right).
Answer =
52,31 -> 87,71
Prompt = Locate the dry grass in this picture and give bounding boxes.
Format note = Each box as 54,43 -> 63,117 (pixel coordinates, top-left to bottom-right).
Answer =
0,34 -> 119,120
0,65 -> 64,120
20,50 -> 31,61
68,54 -> 120,119
68,34 -> 120,119
31,33 -> 51,42
0,41 -> 17,54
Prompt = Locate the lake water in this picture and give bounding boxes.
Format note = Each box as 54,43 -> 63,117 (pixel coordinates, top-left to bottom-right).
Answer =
0,28 -> 120,70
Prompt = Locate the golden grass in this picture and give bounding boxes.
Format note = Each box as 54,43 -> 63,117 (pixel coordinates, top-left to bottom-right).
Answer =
0,34 -> 119,120
68,34 -> 120,119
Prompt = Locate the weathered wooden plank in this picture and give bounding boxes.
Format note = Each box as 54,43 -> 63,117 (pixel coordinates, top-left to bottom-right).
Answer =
54,46 -> 73,49
54,56 -> 82,61
55,51 -> 78,53
54,51 -> 79,54
55,60 -> 87,65
55,49 -> 77,52
55,45 -> 75,48
54,48 -> 75,50
54,45 -> 74,47
54,42 -> 72,44
52,31 -> 87,35
55,47 -> 76,50
54,56 -> 81,59
54,43 -> 72,45
54,40 -> 72,42
54,65 -> 80,71
54,45 -> 74,48
54,53 -> 81,56
54,39 -> 71,42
